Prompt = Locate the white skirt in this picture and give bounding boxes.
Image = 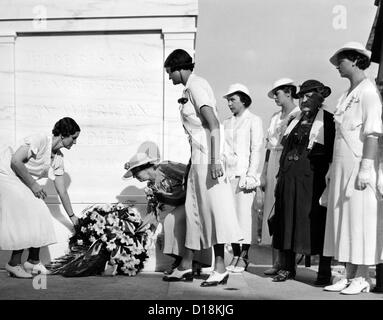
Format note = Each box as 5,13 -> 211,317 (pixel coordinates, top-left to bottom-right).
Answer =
184,163 -> 243,250
323,135 -> 383,265
230,177 -> 256,244
261,149 -> 281,245
0,149 -> 56,250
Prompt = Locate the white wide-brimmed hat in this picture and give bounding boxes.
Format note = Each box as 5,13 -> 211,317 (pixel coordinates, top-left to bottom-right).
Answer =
329,41 -> 371,66
267,78 -> 297,99
223,83 -> 252,104
122,152 -> 160,179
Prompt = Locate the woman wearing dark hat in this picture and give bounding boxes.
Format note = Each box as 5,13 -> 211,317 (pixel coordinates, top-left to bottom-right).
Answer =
272,80 -> 335,284
260,78 -> 300,276
323,42 -> 383,294
222,83 -> 264,273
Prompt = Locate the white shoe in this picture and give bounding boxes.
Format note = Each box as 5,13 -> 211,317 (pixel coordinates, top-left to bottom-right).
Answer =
5,264 -> 33,278
162,268 -> 193,282
324,278 -> 349,292
201,271 -> 229,287
23,261 -> 51,275
340,277 -> 370,295
226,265 -> 236,272
226,257 -> 239,272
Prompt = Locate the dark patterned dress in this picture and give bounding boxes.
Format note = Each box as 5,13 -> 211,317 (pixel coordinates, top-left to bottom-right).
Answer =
272,110 -> 334,255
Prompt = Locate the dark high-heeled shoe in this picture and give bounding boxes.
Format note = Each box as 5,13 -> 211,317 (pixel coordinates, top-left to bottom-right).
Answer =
314,275 -> 332,286
200,271 -> 229,287
162,268 -> 193,282
272,270 -> 295,282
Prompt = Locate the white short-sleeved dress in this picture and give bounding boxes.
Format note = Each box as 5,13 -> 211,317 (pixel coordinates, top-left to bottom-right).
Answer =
323,79 -> 383,265
0,133 -> 62,250
261,106 -> 300,245
180,74 -> 243,250
223,109 -> 264,244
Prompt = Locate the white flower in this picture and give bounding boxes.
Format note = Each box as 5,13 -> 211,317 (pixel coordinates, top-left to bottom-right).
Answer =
125,269 -> 137,276
106,213 -> 120,227
119,234 -> 131,244
144,186 -> 153,195
96,215 -> 106,224
129,242 -> 144,255
113,229 -> 124,240
77,239 -> 83,246
93,223 -> 105,235
106,241 -> 117,251
80,227 -> 87,233
89,236 -> 96,243
101,234 -> 107,242
78,211 -> 87,219
116,203 -> 125,210
106,214 -> 115,225
90,212 -> 99,221
100,203 -> 113,213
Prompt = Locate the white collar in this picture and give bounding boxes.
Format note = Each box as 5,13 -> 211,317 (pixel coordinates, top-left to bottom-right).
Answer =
283,108 -> 325,149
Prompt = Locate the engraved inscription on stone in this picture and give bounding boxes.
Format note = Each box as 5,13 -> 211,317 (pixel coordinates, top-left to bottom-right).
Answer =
15,33 -> 164,201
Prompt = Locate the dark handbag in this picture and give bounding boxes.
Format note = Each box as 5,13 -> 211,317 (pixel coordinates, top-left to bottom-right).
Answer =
267,203 -> 276,236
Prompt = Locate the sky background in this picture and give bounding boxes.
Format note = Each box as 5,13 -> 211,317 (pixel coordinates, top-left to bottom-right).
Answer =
194,0 -> 379,126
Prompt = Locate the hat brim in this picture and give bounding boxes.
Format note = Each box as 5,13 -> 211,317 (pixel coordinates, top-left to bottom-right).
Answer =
223,90 -> 251,101
296,85 -> 331,99
122,158 -> 159,180
321,86 -> 331,98
223,91 -> 252,105
329,48 -> 371,66
122,171 -> 133,180
268,85 -> 298,99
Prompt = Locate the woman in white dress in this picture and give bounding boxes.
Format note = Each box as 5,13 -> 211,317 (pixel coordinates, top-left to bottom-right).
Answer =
222,83 -> 263,273
323,42 -> 383,295
162,49 -> 243,286
0,117 -> 80,278
260,78 -> 300,275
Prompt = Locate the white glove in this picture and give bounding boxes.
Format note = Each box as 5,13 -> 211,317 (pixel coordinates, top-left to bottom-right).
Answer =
239,176 -> 258,190
356,158 -> 374,190
245,176 -> 258,190
238,175 -> 247,189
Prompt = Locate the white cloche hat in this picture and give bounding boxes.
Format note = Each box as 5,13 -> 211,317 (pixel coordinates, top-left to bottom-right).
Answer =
223,83 -> 252,104
329,41 -> 371,66
267,78 -> 297,99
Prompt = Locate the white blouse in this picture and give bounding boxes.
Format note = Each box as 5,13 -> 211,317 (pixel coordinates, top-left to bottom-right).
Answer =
23,133 -> 65,181
265,106 -> 300,151
333,78 -> 382,157
223,109 -> 263,179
